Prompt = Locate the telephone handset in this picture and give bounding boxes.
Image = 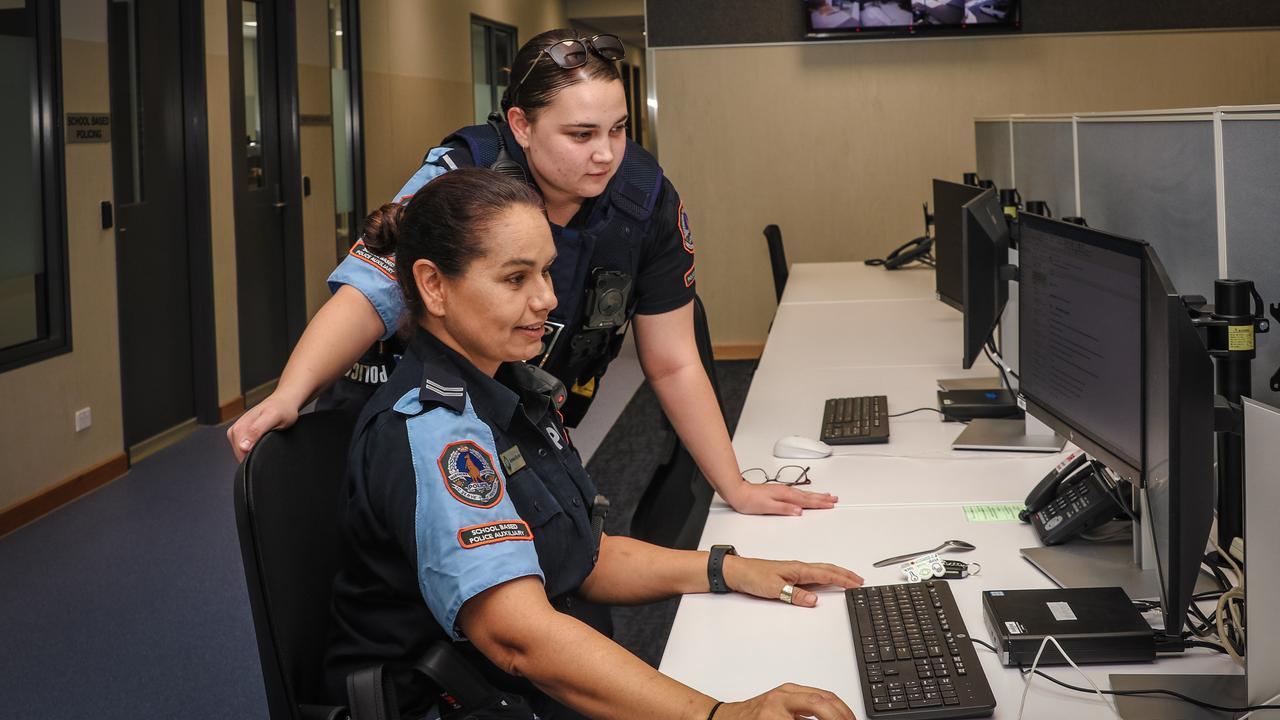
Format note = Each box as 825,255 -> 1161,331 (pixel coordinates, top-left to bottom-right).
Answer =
1021,451 -> 1126,545
865,203 -> 933,270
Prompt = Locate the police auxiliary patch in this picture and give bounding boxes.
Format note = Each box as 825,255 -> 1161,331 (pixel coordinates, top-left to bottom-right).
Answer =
437,440 -> 503,508
677,201 -> 694,254
349,239 -> 397,281
457,520 -> 534,549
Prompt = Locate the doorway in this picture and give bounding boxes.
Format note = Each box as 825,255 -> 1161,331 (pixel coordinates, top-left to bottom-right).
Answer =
231,0 -> 305,404
109,0 -> 217,460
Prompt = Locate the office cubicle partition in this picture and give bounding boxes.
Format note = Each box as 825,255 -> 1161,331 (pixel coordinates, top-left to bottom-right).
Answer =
1011,118 -> 1076,221
974,120 -> 1014,192
975,105 -> 1280,406
1077,113 -> 1219,299
1222,110 -> 1280,402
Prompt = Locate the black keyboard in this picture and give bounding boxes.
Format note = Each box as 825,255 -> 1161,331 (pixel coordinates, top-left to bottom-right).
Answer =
846,581 -> 996,719
821,395 -> 890,444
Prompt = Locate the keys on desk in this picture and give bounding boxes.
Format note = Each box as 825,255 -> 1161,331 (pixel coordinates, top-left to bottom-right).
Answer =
846,581 -> 996,718
821,395 -> 890,445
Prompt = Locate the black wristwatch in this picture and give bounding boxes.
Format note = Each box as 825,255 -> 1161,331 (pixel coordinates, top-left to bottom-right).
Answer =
707,544 -> 737,594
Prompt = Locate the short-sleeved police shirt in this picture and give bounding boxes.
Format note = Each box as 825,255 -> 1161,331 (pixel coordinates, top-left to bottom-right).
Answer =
326,132 -> 697,341
325,329 -> 600,705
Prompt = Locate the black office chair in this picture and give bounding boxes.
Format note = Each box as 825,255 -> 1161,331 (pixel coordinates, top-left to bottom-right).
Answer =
763,224 -> 789,303
234,409 -> 356,720
630,295 -> 723,550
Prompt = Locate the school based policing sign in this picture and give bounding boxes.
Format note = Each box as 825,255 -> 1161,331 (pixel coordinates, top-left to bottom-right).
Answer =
66,113 -> 111,144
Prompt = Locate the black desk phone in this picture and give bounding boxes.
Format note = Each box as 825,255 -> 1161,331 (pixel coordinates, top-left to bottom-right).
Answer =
1020,452 -> 1126,545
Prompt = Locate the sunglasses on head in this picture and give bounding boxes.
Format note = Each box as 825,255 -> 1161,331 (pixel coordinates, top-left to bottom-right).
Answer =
511,34 -> 626,105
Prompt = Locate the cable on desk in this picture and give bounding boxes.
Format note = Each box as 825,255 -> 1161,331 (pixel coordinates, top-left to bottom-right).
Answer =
888,407 -> 945,418
970,637 -> 1279,713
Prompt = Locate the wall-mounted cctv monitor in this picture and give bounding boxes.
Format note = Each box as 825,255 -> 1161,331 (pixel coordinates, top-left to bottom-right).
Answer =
805,0 -> 1021,39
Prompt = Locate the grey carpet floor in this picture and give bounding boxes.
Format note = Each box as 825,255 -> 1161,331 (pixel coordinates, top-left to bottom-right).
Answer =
0,359 -> 756,717
587,359 -> 758,668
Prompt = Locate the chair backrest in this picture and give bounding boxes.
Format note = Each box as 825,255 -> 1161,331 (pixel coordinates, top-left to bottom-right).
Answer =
763,224 -> 789,303
630,296 -> 721,549
235,409 -> 357,720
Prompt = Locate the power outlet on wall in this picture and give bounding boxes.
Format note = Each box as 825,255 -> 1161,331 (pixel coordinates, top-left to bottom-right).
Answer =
74,407 -> 92,433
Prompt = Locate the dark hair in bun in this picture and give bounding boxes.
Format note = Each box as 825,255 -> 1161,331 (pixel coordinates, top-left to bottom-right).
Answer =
359,202 -> 405,255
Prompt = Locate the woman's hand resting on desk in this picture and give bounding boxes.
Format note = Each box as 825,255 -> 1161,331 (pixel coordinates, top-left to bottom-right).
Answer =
226,394 -> 300,462
718,684 -> 857,720
723,555 -> 864,607
723,482 -> 839,516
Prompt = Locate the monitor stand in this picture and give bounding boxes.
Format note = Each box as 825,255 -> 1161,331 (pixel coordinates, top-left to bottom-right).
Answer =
937,376 -> 1002,392
1021,500 -> 1220,602
952,414 -> 1065,453
1021,541 -> 1161,600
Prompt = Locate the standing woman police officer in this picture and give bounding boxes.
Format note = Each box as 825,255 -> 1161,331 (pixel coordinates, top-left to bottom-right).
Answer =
326,166 -> 863,719
226,28 -> 836,517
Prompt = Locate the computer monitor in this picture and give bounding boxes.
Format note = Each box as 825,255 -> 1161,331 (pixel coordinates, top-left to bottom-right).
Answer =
1017,214 -> 1145,483
959,188 -> 1009,369
1019,214 -> 1217,637
933,179 -> 986,312
1142,245 -> 1215,638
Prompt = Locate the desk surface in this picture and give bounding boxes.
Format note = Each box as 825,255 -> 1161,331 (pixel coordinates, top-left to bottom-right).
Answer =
780,262 -> 938,305
660,505 -> 1239,717
758,298 -> 969,373
660,261 -> 1242,717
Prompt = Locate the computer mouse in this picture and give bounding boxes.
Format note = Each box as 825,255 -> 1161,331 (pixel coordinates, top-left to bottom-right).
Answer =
772,435 -> 833,459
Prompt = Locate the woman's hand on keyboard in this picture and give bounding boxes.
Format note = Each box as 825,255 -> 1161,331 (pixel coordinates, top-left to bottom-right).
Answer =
718,683 -> 856,720
723,555 -> 864,607
725,482 -> 838,516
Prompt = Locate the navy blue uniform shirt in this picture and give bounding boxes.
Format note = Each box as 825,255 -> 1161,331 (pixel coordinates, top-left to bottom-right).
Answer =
325,328 -> 602,716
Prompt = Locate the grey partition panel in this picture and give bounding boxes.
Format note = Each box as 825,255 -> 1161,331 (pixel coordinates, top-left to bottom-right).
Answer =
1012,122 -> 1076,219
1223,118 -> 1280,405
974,121 -> 1012,190
1077,120 -> 1218,299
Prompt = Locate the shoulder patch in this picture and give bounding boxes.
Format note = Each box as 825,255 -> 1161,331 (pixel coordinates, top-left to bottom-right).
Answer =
457,519 -> 533,549
349,239 -> 397,281
677,201 -> 694,254
437,440 -> 504,508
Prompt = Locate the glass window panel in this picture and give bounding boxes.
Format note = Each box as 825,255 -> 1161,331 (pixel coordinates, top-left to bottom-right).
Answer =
243,1 -> 265,189
493,27 -> 513,112
0,1 -> 43,350
330,0 -> 355,259
471,21 -> 489,125
108,0 -> 144,204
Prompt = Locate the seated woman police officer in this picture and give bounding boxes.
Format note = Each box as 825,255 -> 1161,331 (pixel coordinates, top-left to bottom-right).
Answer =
227,28 -> 836,517
326,168 -> 864,719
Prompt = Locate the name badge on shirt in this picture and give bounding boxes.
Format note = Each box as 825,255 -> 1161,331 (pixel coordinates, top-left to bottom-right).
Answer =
500,446 -> 527,476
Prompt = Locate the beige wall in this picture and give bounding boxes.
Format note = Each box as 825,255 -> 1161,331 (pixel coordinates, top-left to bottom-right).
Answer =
0,0 -> 124,509
652,29 -> 1280,346
206,0 -> 241,407
298,0 -> 339,317
361,0 -> 571,209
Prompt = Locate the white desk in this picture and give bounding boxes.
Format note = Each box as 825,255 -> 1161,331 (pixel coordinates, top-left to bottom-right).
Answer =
757,299 -> 970,373
659,262 -> 1243,717
781,263 -> 937,305
661,505 -> 1238,718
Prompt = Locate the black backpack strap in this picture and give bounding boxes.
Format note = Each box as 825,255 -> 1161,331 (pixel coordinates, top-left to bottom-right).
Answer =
442,124 -> 502,169
609,142 -> 664,223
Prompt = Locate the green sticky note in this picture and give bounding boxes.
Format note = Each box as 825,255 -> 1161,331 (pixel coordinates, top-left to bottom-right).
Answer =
964,503 -> 1025,523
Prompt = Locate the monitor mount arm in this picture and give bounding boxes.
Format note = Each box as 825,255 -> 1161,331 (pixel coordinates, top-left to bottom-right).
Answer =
1271,302 -> 1280,391
1181,281 -> 1272,548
